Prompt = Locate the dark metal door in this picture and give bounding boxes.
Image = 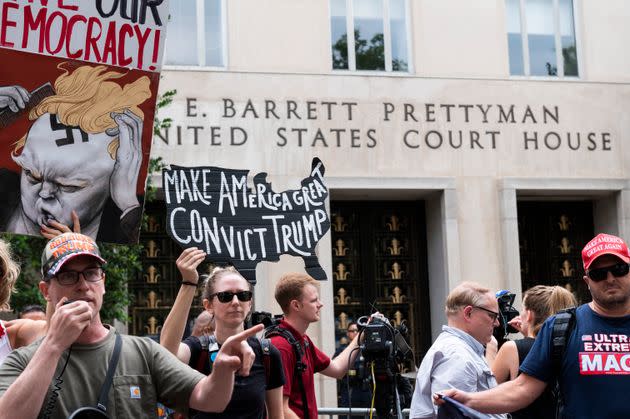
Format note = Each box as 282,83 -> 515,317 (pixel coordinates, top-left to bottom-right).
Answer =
517,201 -> 594,303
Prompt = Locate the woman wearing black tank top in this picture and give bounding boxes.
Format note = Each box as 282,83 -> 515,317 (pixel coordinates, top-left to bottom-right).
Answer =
490,285 -> 576,419
160,248 -> 284,419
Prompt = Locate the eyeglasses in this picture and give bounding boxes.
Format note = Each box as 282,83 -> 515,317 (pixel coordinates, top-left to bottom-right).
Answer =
54,267 -> 103,286
211,291 -> 253,303
587,263 -> 630,282
347,329 -> 358,333
472,306 -> 500,322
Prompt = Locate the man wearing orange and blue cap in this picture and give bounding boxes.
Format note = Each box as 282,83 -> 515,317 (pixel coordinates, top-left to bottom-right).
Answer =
0,232 -> 262,418
436,233 -> 630,419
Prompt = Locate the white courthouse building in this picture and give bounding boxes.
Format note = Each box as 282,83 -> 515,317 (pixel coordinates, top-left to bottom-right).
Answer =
133,0 -> 630,409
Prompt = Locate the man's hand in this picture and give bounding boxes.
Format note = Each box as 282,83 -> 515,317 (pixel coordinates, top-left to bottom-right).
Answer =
45,298 -> 93,352
212,324 -> 263,377
189,324 -> 264,413
109,109 -> 142,213
0,85 -> 30,112
433,389 -> 471,406
176,247 -> 206,284
40,210 -> 81,239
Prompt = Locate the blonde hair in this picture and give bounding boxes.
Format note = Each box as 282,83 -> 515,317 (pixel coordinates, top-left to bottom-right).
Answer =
14,63 -> 151,159
201,266 -> 251,302
0,240 -> 20,311
523,285 -> 577,336
445,281 -> 492,316
275,272 -> 320,314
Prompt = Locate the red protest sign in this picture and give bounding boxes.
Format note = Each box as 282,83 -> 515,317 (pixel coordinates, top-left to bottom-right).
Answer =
0,0 -> 169,244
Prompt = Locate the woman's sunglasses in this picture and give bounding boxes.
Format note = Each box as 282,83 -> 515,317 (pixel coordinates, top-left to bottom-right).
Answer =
211,291 -> 253,303
587,263 -> 630,282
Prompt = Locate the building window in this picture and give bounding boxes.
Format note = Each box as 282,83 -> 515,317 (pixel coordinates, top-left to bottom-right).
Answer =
506,0 -> 578,77
331,0 -> 409,72
165,0 -> 225,67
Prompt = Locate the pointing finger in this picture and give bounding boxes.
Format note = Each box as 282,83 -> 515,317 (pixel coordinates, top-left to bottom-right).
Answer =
230,324 -> 264,344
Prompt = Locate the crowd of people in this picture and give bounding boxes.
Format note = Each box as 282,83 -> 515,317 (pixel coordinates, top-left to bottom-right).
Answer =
0,229 -> 627,418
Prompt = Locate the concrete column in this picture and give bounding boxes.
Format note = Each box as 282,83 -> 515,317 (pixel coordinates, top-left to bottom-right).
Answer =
499,186 -> 523,306
425,188 -> 460,340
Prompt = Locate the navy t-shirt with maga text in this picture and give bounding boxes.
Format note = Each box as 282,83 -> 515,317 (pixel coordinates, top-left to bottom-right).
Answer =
520,304 -> 630,419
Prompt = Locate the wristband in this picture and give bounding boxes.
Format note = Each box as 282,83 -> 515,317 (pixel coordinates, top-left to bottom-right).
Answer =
181,281 -> 198,287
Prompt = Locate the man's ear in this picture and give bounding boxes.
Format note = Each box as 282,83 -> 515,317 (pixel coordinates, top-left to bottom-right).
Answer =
290,299 -> 301,312
39,281 -> 50,301
463,306 -> 473,320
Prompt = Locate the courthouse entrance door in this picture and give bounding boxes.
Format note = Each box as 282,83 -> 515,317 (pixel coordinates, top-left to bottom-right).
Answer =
330,201 -> 431,368
517,201 -> 594,304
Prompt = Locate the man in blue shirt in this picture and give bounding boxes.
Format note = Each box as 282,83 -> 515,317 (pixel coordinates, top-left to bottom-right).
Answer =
437,233 -> 630,419
410,281 -> 505,419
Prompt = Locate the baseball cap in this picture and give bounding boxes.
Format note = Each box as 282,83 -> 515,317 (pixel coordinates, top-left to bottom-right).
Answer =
581,233 -> 630,270
41,233 -> 106,279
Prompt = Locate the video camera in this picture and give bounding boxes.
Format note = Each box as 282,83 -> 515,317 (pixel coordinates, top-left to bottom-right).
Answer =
356,313 -> 413,419
493,290 -> 520,346
359,313 -> 413,363
249,311 -> 283,329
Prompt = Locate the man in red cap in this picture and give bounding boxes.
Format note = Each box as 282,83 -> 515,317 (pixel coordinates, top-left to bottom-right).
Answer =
0,232 -> 263,418
434,233 -> 630,419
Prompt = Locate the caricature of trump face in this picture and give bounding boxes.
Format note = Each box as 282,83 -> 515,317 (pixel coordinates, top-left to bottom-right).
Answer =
5,63 -> 151,240
12,114 -> 115,236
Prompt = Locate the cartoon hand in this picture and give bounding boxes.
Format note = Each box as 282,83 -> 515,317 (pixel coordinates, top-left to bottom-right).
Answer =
40,210 -> 81,239
109,109 -> 142,214
0,86 -> 30,113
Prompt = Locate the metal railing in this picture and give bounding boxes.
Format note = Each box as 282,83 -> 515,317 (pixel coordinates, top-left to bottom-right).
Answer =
317,407 -> 411,418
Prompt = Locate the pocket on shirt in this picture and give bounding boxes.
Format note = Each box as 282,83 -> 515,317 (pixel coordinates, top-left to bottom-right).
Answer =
112,374 -> 158,417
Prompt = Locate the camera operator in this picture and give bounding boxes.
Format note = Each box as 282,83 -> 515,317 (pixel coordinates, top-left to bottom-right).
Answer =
409,282 -> 506,419
269,272 -> 365,419
334,323 -> 371,418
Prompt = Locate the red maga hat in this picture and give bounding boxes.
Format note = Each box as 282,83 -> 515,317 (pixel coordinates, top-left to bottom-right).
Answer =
581,233 -> 630,270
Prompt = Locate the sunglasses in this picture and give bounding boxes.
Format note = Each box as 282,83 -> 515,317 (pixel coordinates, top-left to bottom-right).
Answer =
587,263 -> 630,282
472,306 -> 500,322
211,290 -> 253,303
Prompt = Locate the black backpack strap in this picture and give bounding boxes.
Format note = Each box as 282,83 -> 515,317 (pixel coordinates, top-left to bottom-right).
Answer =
551,307 -> 577,374
551,307 -> 577,419
195,334 -> 218,374
260,337 -> 272,385
265,326 -> 310,419
96,332 -> 123,412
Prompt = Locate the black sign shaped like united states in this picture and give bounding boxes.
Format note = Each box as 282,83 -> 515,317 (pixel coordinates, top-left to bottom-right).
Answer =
163,158 -> 331,284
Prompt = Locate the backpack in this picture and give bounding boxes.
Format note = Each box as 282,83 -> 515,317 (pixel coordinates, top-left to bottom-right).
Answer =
193,334 -> 272,384
550,307 -> 577,419
264,325 -> 311,419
